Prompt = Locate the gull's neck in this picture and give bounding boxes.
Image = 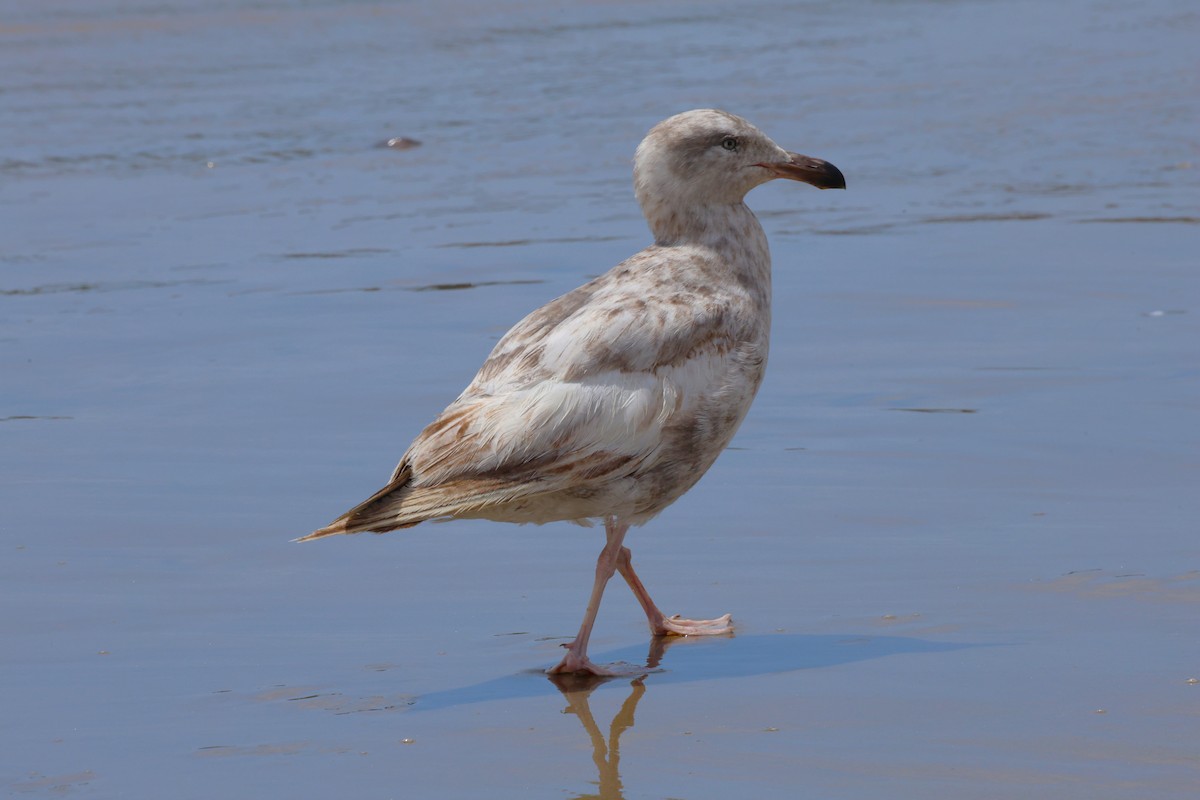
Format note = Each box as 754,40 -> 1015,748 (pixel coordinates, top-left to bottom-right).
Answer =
643,199 -> 773,305
645,200 -> 765,247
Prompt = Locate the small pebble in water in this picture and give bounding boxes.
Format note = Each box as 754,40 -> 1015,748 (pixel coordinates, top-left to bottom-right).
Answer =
381,137 -> 421,150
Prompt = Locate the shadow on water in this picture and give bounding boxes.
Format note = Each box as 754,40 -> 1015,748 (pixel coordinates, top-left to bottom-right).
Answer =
289,278 -> 548,295
220,634 -> 976,798
0,279 -> 225,296
413,632 -> 976,713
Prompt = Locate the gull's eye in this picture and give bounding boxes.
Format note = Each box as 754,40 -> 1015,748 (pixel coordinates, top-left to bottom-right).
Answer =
720,136 -> 739,152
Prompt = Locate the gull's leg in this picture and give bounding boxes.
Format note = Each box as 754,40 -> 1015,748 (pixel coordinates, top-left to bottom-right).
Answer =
616,545 -> 733,636
549,517 -> 630,675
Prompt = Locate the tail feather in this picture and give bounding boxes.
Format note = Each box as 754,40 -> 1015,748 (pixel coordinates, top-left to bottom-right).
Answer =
295,465 -> 535,543
295,466 -> 414,542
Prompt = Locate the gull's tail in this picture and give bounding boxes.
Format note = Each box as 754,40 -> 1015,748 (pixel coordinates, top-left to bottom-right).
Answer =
294,465 -> 529,542
294,466 -> 419,542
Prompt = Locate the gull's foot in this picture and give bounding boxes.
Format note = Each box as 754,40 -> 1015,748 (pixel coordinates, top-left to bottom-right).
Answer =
548,644 -> 656,677
547,658 -> 655,678
655,613 -> 734,637
548,650 -> 618,676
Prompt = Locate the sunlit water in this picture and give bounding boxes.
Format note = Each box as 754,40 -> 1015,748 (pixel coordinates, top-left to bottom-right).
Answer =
2,1 -> 1198,797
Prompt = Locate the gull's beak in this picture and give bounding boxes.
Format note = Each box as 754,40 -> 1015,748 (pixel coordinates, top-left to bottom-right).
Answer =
758,152 -> 846,190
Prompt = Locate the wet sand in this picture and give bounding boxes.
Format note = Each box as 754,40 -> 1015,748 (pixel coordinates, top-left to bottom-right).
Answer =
2,0 -> 1197,797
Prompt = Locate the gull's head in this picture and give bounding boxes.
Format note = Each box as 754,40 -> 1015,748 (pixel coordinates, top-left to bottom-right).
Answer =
633,109 -> 844,228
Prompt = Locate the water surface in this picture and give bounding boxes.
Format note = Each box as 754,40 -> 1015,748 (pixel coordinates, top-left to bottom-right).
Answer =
2,0 -> 1198,797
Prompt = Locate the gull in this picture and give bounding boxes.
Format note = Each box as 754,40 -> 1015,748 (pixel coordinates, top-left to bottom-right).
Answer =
300,109 -> 845,675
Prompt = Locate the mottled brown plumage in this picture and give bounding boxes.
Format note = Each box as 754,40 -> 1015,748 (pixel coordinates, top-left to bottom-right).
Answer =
301,109 -> 844,674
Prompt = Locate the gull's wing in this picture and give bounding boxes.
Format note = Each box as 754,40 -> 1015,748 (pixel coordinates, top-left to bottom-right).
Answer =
300,247 -> 763,539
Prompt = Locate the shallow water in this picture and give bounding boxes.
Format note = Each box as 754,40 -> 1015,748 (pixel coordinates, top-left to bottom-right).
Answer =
2,0 -> 1198,797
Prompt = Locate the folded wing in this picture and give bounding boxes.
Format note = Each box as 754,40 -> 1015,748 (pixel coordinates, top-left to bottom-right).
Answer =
301,248 -> 756,539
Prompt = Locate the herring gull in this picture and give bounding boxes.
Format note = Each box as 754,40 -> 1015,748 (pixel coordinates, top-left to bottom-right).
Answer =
300,109 -> 845,675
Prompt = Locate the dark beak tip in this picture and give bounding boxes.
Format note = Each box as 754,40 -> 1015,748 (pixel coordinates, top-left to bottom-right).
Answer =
818,161 -> 847,190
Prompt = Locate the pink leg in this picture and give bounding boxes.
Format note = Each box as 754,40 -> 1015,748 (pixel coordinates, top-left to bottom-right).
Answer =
616,544 -> 733,637
549,518 -> 630,675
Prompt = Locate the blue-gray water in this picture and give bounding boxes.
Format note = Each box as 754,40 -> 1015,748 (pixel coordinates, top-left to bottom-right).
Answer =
2,1 -> 1198,797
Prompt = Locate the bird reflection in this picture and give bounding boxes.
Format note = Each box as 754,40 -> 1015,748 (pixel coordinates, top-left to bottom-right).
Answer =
545,637 -> 681,800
